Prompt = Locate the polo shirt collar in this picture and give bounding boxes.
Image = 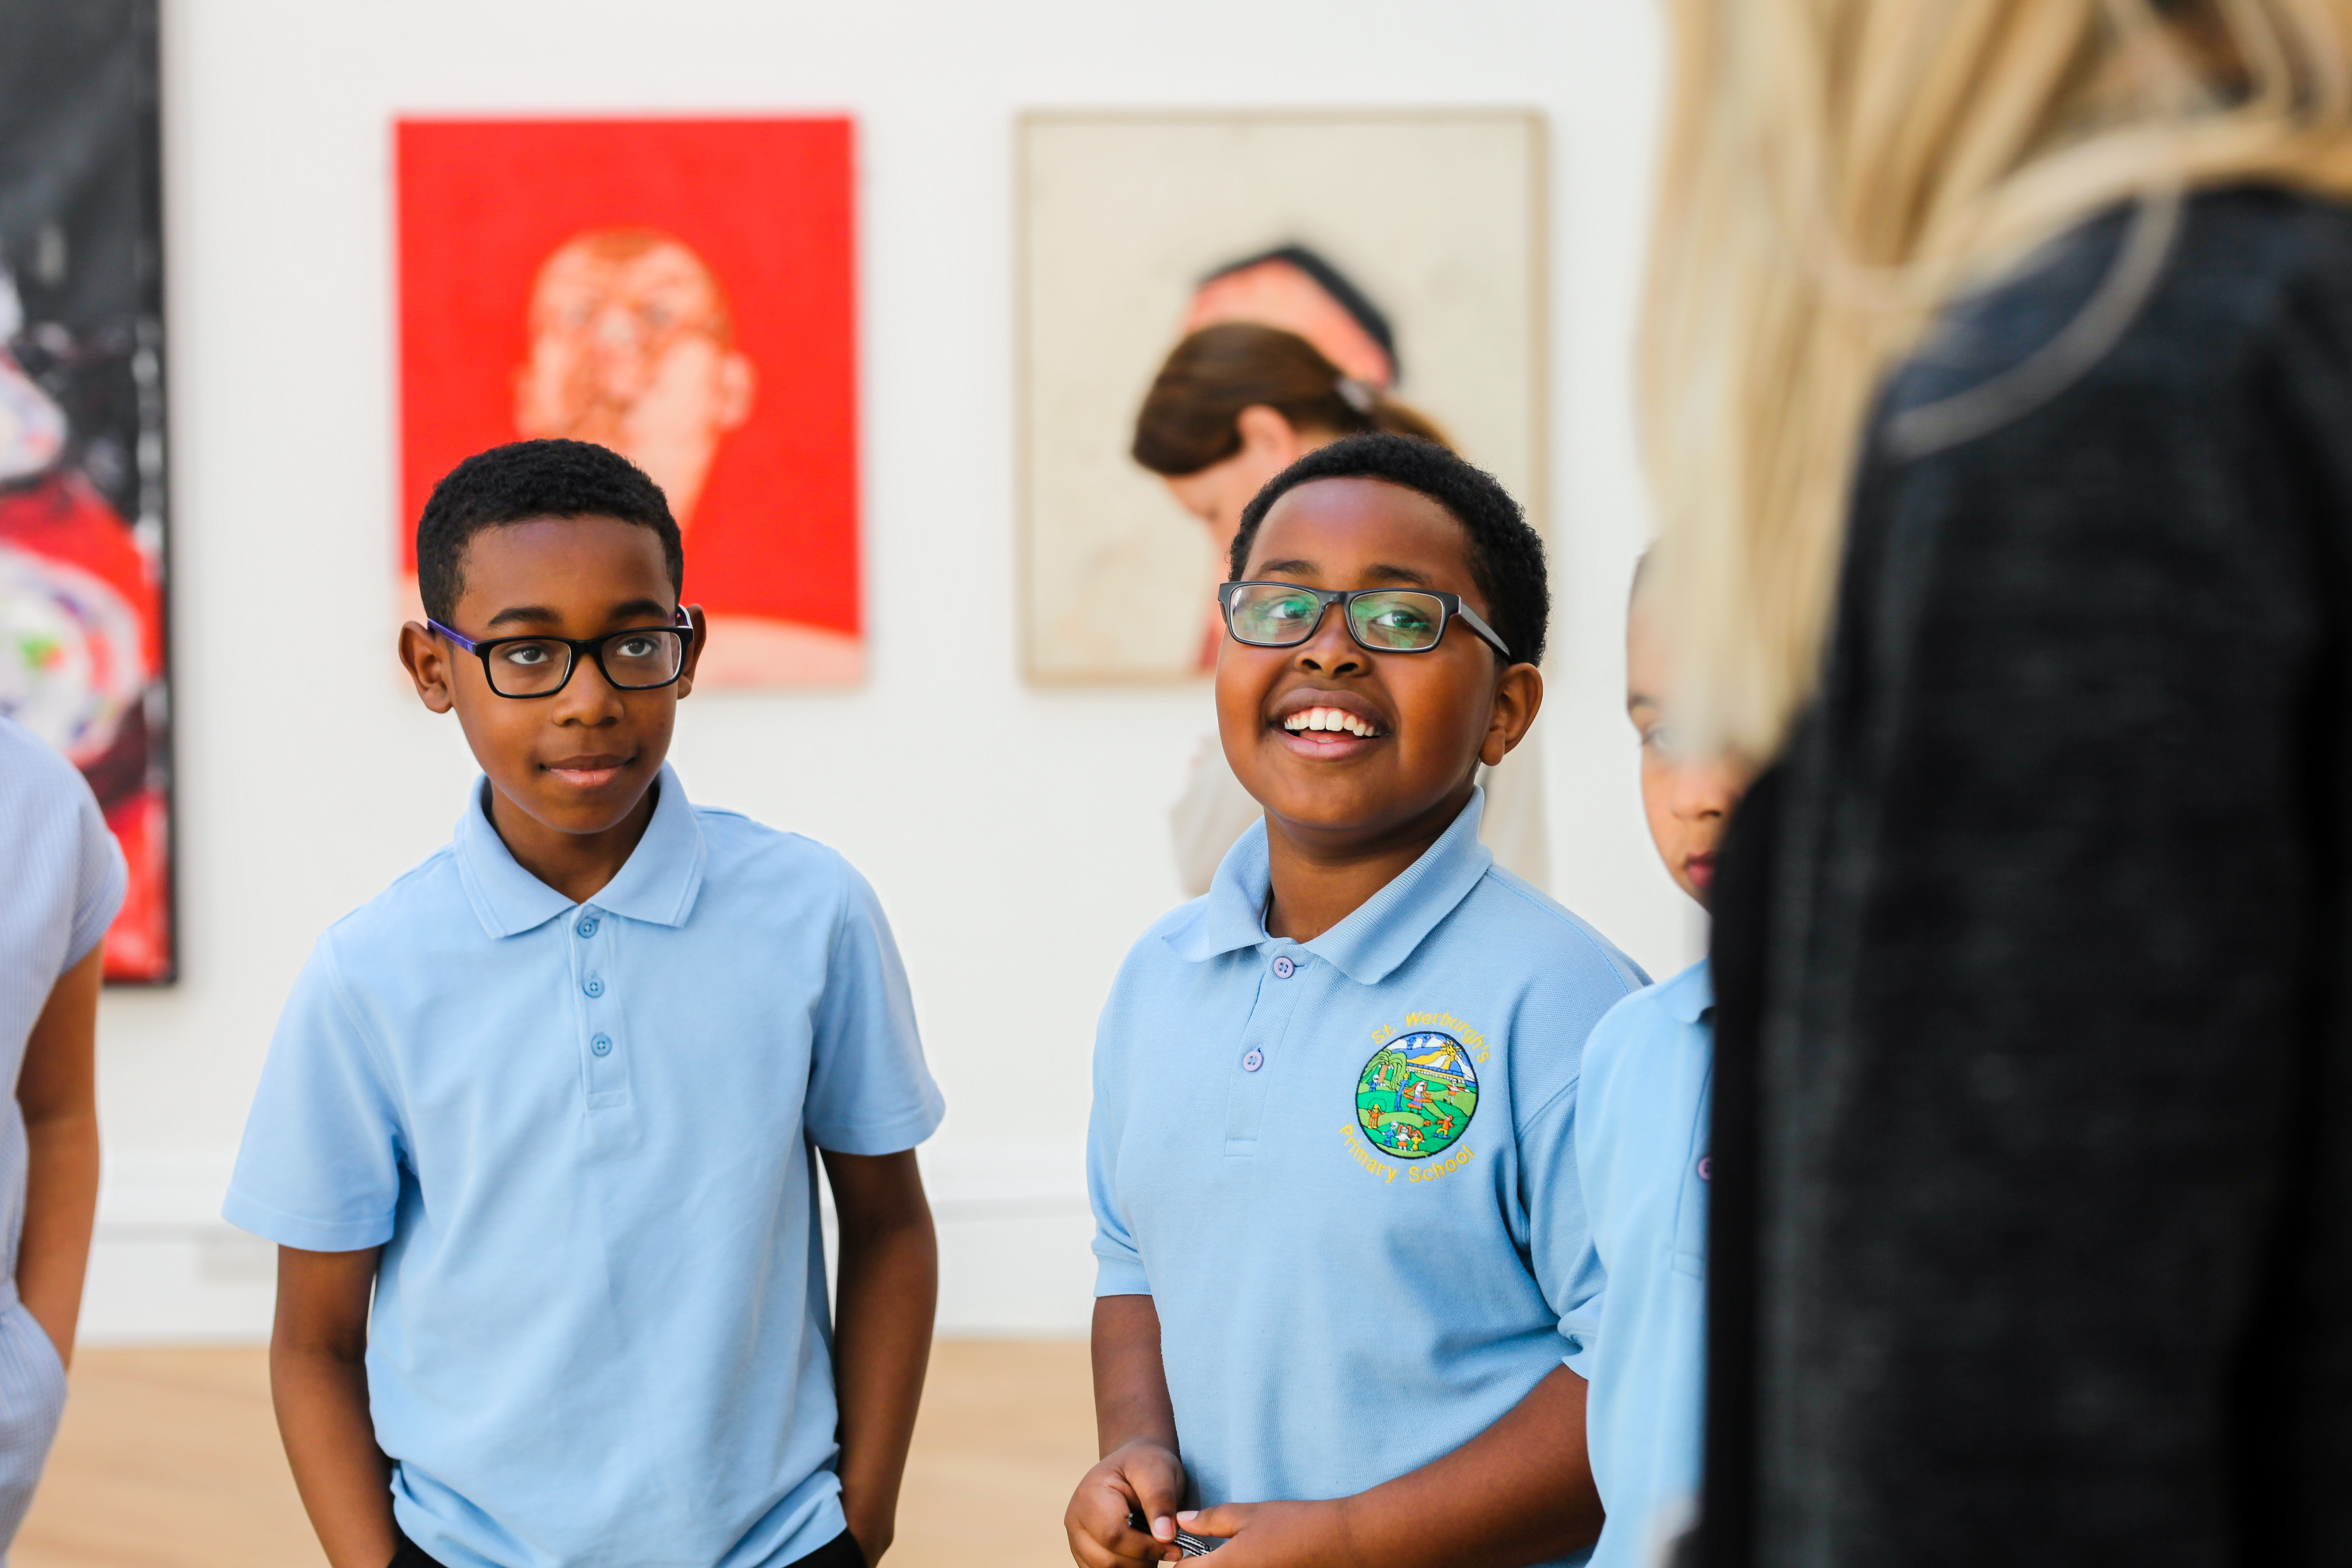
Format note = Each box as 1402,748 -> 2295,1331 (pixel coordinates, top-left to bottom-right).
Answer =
1168,788 -> 1495,985
1660,958 -> 1714,1024
454,763 -> 708,938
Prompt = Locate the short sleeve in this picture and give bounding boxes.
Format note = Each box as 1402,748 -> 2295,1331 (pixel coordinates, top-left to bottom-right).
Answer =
1087,978 -> 1150,1298
64,784 -> 126,969
222,932 -> 406,1252
1524,1078 -> 1606,1378
801,861 -> 944,1155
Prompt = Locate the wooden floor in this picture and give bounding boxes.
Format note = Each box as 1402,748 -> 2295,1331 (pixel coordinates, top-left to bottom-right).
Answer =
16,1341 -> 1097,1568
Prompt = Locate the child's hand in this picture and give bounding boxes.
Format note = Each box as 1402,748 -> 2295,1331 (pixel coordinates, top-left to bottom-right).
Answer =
1065,1439 -> 1187,1568
1175,1500 -> 1358,1568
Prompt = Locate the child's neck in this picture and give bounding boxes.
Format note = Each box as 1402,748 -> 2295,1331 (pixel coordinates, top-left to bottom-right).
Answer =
1262,781 -> 1476,944
486,780 -> 660,907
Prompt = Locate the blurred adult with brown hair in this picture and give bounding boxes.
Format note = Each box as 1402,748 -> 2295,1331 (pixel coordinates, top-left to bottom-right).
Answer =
1133,322 -> 1448,645
1638,1 -> 2352,1562
1133,322 -> 1550,894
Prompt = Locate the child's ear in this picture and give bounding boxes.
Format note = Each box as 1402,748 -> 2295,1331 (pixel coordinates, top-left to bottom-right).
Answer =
1480,662 -> 1544,768
398,621 -> 456,714
674,603 -> 710,697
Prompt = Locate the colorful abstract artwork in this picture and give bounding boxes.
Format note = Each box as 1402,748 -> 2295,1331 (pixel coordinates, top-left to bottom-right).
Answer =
0,0 -> 174,983
398,118 -> 862,686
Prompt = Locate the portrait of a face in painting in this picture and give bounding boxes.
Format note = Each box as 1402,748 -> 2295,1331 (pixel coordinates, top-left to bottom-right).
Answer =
513,227 -> 755,533
400,119 -> 862,687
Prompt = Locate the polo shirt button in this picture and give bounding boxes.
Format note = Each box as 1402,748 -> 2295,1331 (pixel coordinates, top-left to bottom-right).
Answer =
1270,955 -> 1296,979
1697,1156 -> 1712,1181
1241,1048 -> 1264,1072
584,975 -> 604,998
576,915 -> 599,939
591,1034 -> 613,1057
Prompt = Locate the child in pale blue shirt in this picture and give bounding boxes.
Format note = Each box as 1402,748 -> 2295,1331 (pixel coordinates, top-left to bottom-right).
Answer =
1069,435 -> 1642,1568
1575,561 -> 1754,1568
0,717 -> 123,1563
225,443 -> 941,1568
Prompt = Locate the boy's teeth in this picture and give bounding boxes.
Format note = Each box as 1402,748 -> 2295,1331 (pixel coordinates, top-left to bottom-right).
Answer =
1283,706 -> 1380,738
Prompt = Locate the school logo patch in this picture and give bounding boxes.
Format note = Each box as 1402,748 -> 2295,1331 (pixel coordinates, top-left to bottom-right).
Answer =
1354,1032 -> 1478,1160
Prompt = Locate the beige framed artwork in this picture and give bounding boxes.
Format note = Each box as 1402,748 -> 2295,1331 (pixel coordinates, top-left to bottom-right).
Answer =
1017,110 -> 1547,683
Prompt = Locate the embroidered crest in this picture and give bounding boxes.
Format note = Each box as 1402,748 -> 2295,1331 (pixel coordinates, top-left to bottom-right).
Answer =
1354,1032 -> 1478,1159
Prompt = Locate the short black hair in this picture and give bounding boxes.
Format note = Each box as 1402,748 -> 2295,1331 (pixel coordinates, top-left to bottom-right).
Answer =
1228,432 -> 1548,667
415,439 -> 683,624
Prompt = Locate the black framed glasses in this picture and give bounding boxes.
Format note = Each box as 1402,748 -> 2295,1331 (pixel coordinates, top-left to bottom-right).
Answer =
1217,581 -> 1512,660
428,611 -> 695,699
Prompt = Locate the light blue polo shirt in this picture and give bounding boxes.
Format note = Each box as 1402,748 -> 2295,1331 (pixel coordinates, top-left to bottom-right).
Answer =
1575,961 -> 1712,1568
225,766 -> 944,1568
0,717 -> 126,1554
1088,791 -> 1645,1556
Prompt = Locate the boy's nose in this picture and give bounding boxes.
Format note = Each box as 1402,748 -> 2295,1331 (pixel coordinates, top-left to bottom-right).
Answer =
1295,610 -> 1364,674
551,652 -> 629,719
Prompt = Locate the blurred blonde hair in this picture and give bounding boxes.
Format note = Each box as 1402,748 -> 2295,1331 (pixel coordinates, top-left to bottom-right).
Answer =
1641,0 -> 2352,759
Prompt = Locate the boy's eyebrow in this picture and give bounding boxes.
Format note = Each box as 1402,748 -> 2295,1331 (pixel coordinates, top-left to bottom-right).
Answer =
482,598 -> 677,631
484,603 -> 565,629
1362,562 -> 1439,588
1251,559 -> 1443,588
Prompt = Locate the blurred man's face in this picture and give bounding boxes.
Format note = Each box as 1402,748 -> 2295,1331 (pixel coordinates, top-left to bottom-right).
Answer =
513,234 -> 755,527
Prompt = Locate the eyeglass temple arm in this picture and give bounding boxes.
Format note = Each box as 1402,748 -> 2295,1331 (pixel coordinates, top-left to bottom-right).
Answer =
1452,602 -> 1513,661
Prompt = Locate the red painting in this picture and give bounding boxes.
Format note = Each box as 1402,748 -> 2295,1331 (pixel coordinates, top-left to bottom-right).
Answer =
398,118 -> 861,686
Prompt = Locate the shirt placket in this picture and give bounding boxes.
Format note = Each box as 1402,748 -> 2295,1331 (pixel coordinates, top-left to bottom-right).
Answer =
569,903 -> 630,1110
1223,945 -> 1310,1158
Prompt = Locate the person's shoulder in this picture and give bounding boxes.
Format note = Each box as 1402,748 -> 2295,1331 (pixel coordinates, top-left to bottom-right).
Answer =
2183,184 -> 2352,280
1091,895 -> 1222,1026
1454,865 -> 1651,998
1903,185 -> 2352,413
0,715 -> 96,819
691,799 -> 833,860
1118,894 -> 1215,983
1089,897 -> 1216,1072
316,843 -> 471,965
1583,960 -> 1711,1090
692,802 -> 855,882
2157,186 -> 2352,348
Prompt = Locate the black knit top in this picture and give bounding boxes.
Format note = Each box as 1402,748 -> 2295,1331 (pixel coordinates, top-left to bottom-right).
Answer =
1706,186 -> 2352,1566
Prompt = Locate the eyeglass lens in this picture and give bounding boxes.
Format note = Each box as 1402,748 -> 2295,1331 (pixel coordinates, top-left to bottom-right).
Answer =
1225,584 -> 1447,652
484,629 -> 686,696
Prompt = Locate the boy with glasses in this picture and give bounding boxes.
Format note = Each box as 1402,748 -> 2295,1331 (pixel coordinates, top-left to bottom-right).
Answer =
226,439 -> 942,1568
1066,433 -> 1644,1568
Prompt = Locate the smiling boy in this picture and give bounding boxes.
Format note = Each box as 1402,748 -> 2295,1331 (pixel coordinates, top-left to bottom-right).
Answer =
225,440 -> 942,1568
1067,433 -> 1645,1568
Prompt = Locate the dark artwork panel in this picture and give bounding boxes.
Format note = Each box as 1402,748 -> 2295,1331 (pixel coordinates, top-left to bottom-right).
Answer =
0,0 -> 172,983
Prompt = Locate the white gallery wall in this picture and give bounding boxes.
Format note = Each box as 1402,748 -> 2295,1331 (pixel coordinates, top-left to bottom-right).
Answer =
86,0 -> 1677,1341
